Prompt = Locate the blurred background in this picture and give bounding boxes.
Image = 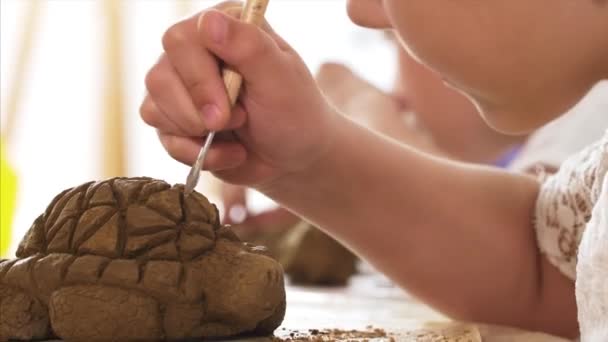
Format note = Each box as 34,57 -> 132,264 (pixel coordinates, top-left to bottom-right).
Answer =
0,0 -> 397,256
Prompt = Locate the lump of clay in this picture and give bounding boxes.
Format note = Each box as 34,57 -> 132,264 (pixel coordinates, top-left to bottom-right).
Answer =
235,221 -> 358,286
278,222 -> 358,286
0,177 -> 285,341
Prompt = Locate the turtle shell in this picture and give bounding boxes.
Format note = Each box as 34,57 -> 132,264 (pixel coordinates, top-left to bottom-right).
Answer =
16,177 -> 234,261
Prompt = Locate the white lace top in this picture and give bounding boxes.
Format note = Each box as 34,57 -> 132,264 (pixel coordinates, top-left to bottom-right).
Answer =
534,130 -> 608,340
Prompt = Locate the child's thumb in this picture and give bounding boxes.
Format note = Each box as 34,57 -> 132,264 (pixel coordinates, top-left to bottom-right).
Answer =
198,10 -> 283,84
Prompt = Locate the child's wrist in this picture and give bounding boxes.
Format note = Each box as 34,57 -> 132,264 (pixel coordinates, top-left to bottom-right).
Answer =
256,107 -> 346,199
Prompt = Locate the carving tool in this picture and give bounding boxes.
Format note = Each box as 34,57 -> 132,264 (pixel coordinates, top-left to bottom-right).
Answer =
184,0 -> 270,196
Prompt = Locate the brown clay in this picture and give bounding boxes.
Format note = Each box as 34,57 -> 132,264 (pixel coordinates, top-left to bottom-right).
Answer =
0,177 -> 286,341
271,327 -> 390,341
235,221 -> 358,286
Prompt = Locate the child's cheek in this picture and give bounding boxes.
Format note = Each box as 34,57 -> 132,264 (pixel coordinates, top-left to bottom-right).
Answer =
384,1 -> 495,105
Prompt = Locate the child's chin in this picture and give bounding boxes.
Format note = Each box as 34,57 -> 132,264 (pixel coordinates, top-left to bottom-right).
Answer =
479,108 -> 544,137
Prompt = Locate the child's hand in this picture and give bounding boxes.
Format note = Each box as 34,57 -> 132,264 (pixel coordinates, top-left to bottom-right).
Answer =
140,2 -> 335,187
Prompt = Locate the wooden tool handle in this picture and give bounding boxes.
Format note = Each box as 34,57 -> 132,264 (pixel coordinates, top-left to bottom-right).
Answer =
102,0 -> 127,178
222,0 -> 270,106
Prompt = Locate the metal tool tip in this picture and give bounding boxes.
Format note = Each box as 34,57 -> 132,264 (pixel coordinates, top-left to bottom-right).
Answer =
183,131 -> 215,197
184,166 -> 200,197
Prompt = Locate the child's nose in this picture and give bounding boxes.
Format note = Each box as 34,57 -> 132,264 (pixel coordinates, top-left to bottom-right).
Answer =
346,0 -> 392,29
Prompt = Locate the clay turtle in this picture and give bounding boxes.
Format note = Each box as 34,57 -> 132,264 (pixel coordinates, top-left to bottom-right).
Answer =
0,177 -> 285,341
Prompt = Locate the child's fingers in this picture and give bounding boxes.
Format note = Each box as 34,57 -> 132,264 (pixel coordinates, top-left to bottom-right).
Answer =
221,5 -> 294,53
162,15 -> 232,133
157,131 -> 247,170
157,131 -> 200,165
197,10 -> 287,86
144,55 -> 204,136
140,94 -> 190,136
241,208 -> 299,231
201,138 -> 248,171
225,102 -> 248,130
143,77 -> 246,136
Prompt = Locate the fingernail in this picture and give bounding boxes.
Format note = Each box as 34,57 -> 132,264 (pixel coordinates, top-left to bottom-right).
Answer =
205,11 -> 228,44
201,104 -> 220,128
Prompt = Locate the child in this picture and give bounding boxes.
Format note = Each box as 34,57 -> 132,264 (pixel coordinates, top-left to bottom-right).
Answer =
222,54 -> 525,227
140,1 -> 608,339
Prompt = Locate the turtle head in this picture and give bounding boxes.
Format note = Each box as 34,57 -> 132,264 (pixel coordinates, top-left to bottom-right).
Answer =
197,233 -> 286,332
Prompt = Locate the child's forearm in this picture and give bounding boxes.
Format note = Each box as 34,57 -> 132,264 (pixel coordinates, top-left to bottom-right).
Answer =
263,114 -> 577,337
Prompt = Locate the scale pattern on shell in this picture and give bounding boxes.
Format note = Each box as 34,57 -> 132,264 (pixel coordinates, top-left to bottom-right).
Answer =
0,177 -> 286,341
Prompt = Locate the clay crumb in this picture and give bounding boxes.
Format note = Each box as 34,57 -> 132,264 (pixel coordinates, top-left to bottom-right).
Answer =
272,327 -> 389,341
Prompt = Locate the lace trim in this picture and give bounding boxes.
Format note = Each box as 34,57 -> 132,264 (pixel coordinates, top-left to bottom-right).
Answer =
534,131 -> 608,280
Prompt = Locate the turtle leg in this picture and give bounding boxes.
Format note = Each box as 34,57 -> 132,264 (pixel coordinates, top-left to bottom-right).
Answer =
163,303 -> 268,340
0,284 -> 51,341
195,322 -> 242,338
162,302 -> 205,340
49,285 -> 163,341
253,297 -> 286,336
